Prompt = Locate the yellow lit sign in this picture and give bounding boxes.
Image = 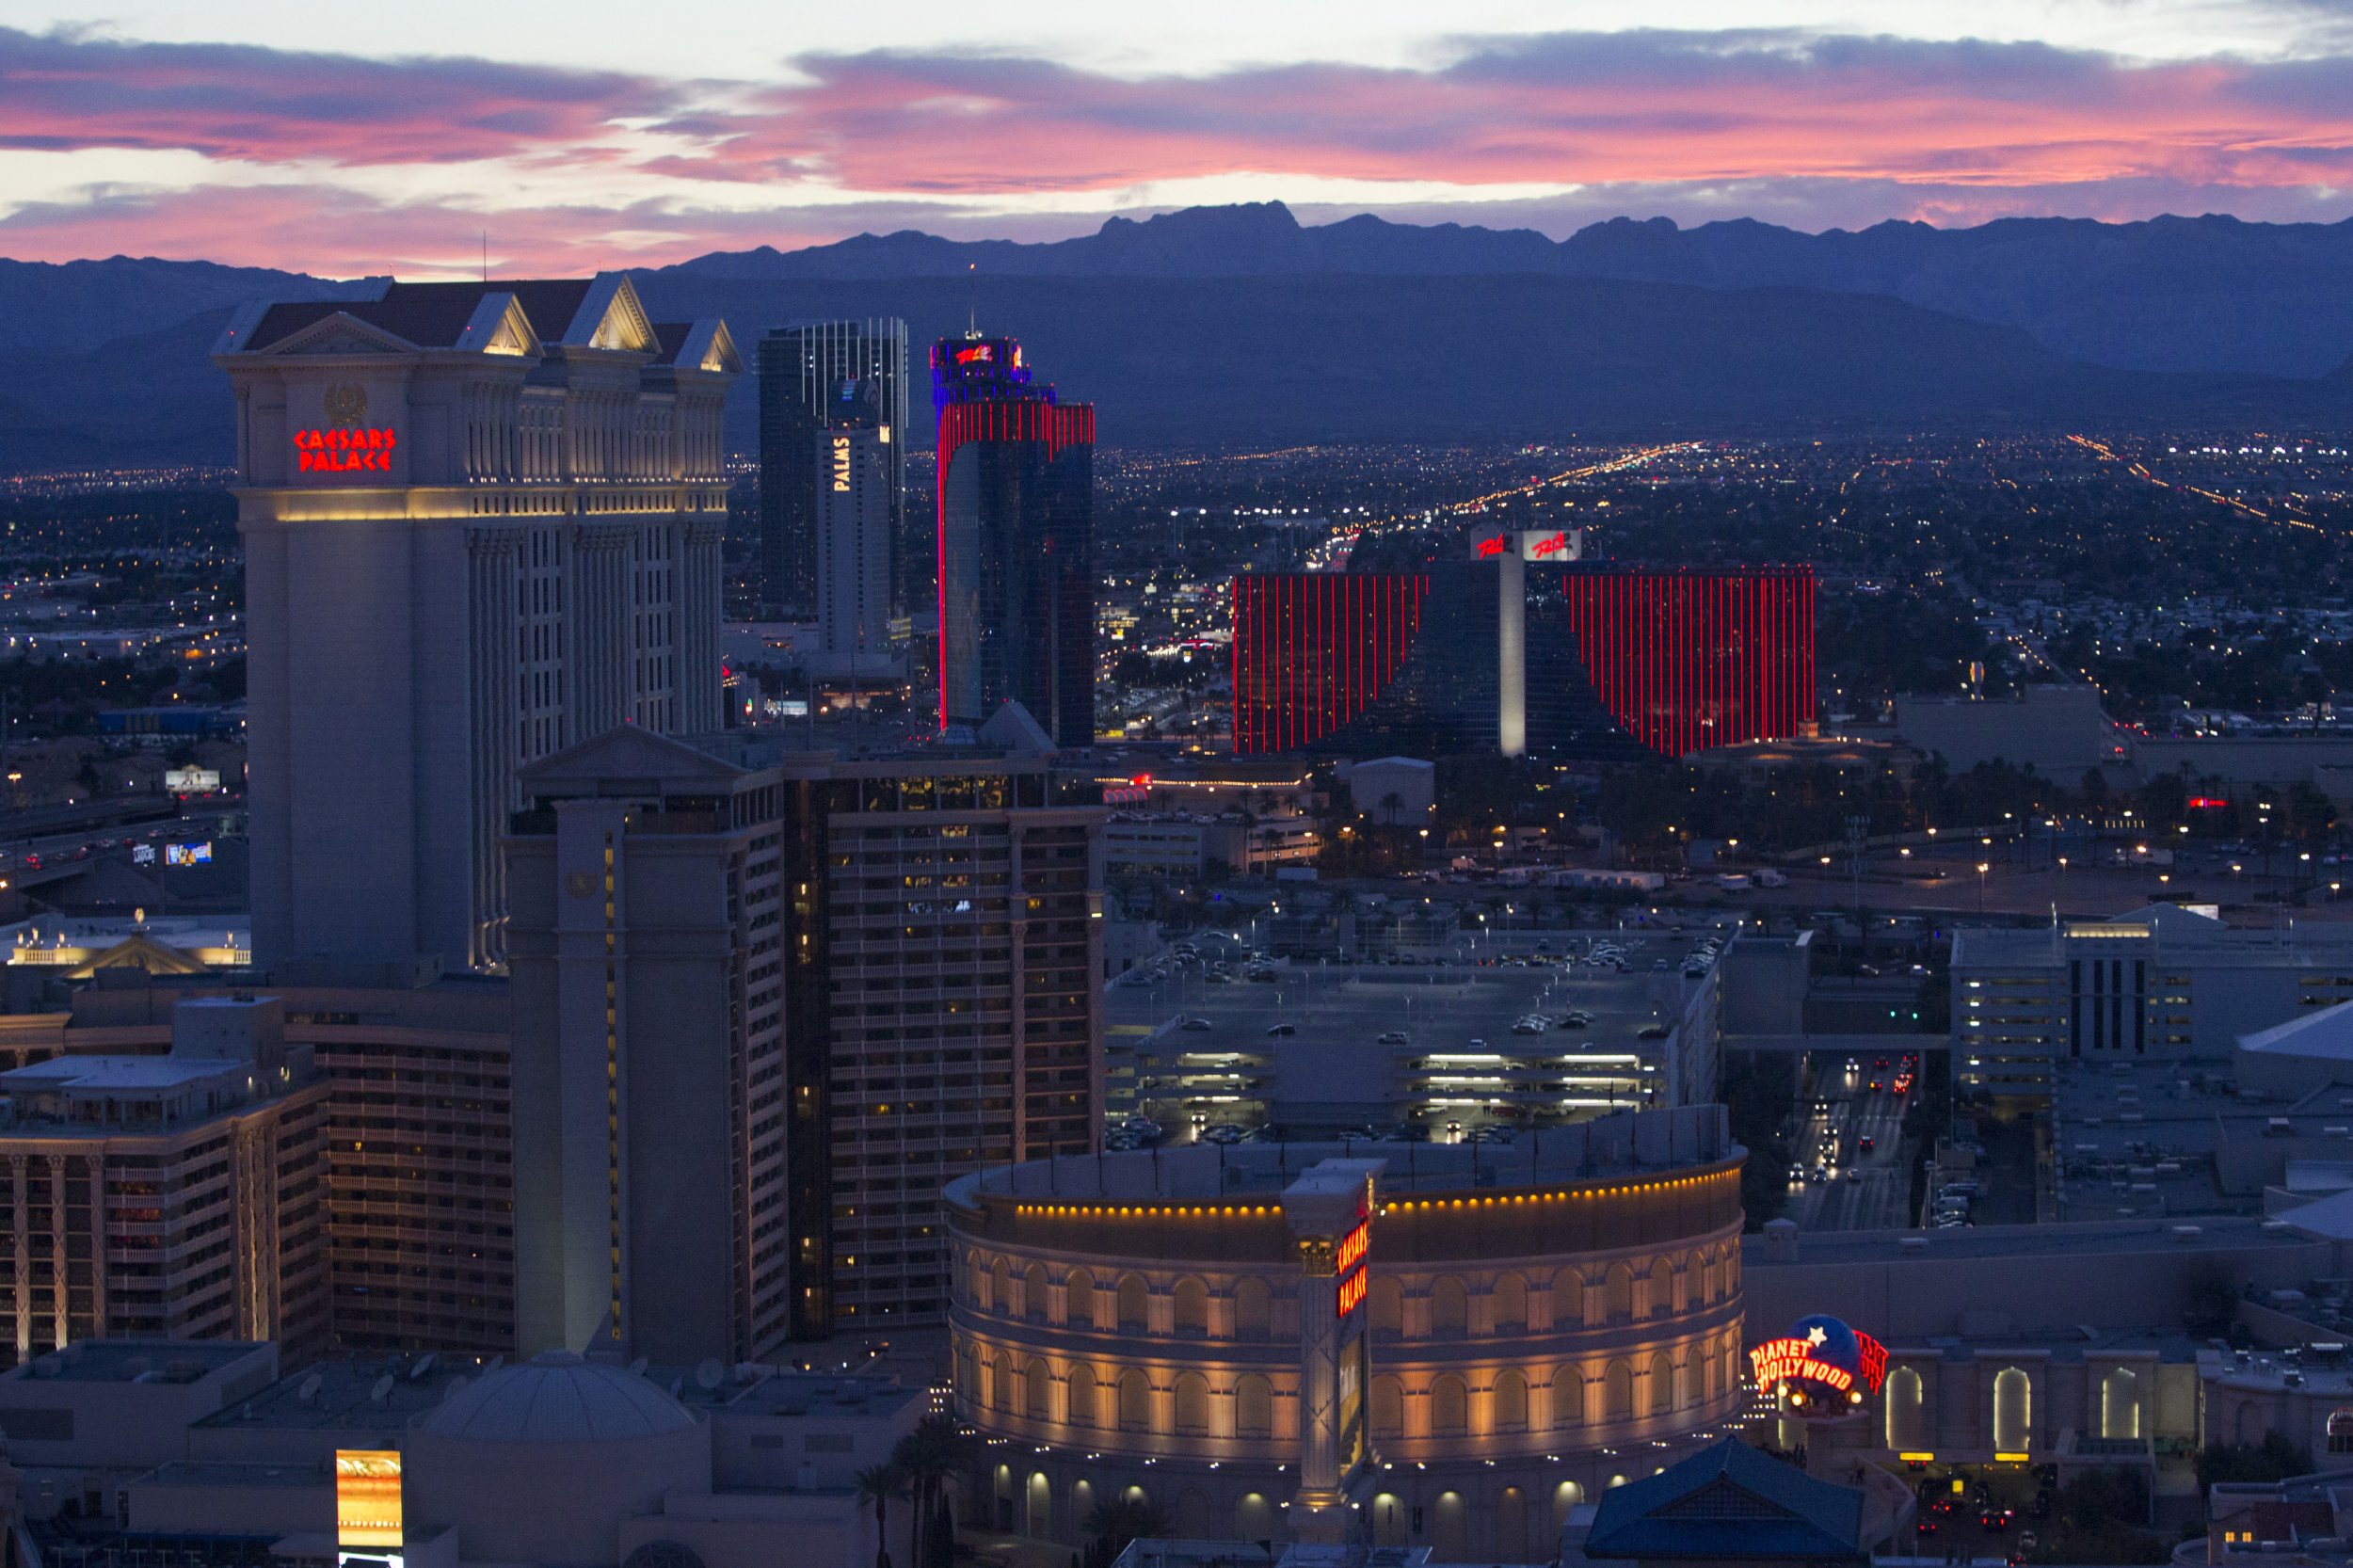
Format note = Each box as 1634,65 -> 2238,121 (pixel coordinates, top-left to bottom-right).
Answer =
1898,1452 -> 1935,1464
1993,1452 -> 2031,1464
831,435 -> 852,493
335,1449 -> 402,1548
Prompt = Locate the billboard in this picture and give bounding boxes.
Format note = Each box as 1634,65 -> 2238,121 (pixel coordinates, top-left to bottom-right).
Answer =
334,1448 -> 402,1559
1749,1314 -> 1887,1416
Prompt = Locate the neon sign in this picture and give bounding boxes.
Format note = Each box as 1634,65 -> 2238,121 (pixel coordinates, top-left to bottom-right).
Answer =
1750,1338 -> 1857,1393
2189,796 -> 2229,809
1526,531 -> 1572,558
1475,535 -> 1510,558
831,434 -> 851,492
294,427 -> 397,473
954,344 -> 993,365
1334,1213 -> 1371,1316
1335,1218 -> 1370,1274
1749,1317 -> 1888,1402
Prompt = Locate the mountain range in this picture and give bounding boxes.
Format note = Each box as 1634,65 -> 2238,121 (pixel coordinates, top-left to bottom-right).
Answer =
4,203 -> 2352,470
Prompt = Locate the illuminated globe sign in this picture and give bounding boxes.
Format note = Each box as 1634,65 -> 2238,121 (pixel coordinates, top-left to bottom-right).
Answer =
1749,1314 -> 1887,1415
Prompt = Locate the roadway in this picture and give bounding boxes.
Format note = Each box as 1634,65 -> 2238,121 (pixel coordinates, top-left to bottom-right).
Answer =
1781,1048 -> 1917,1231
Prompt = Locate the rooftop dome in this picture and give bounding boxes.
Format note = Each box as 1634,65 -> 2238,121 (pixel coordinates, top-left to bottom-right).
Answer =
416,1351 -> 696,1444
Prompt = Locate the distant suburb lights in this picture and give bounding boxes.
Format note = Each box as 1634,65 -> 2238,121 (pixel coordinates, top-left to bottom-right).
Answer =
294,426 -> 398,473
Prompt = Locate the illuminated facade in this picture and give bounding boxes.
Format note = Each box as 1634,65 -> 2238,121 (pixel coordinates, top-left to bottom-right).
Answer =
945,1104 -> 1746,1562
216,274 -> 739,970
758,319 -> 909,618
0,997 -> 328,1365
756,740 -> 1106,1338
1230,556 -> 1816,761
933,337 -> 1096,746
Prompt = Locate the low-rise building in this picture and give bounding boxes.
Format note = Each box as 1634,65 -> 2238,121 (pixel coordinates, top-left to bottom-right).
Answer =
1951,904 -> 2353,1099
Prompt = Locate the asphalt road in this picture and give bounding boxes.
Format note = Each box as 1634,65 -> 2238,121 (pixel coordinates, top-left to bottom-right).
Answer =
1782,1050 -> 1917,1231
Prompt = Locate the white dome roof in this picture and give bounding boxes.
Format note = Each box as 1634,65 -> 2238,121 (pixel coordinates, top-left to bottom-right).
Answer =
418,1351 -> 697,1444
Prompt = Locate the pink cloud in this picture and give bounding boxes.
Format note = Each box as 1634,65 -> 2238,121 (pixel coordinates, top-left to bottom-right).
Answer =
5,26 -> 2353,273
0,25 -> 673,165
683,36 -> 2353,197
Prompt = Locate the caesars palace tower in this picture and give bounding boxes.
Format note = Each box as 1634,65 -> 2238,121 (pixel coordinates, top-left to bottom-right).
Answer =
215,274 -> 739,969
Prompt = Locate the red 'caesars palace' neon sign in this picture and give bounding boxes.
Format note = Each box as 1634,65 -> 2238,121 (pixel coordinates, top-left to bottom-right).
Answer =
294,427 -> 398,473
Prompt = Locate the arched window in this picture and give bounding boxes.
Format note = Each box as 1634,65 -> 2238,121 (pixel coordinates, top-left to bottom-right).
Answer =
1550,1366 -> 1584,1429
1650,1352 -> 1676,1414
1371,1375 -> 1404,1439
1118,1368 -> 1151,1430
1026,1357 -> 1052,1421
1553,1480 -> 1584,1534
1552,1270 -> 1584,1329
1068,1363 -> 1098,1428
2102,1368 -> 2141,1441
1174,1372 -> 1210,1435
1648,1256 -> 1677,1317
1496,1487 -> 1529,1562
1604,1359 -> 1634,1421
1370,1276 -> 1404,1337
1495,1368 -> 1529,1432
1117,1273 -> 1150,1332
1431,1373 -> 1468,1436
1431,1275 -> 1468,1336
955,1343 -> 978,1409
1493,1272 -> 1529,1333
991,1351 -> 1014,1411
1884,1367 -> 1923,1451
1235,1277 -> 1272,1340
1173,1276 -> 1209,1336
1236,1495 -> 1274,1542
1235,1374 -> 1273,1439
1027,1472 -> 1051,1538
1604,1264 -> 1633,1322
1024,1263 -> 1049,1322
991,1256 -> 1012,1317
1066,1268 -> 1096,1329
1433,1492 -> 1468,1560
1993,1368 -> 2031,1452
1371,1494 -> 1407,1547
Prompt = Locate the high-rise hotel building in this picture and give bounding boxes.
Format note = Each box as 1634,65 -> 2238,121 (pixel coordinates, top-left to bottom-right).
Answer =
215,275 -> 739,971
933,337 -> 1096,747
758,321 -> 909,619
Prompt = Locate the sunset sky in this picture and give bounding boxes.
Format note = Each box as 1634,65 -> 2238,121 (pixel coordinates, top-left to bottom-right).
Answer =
7,1 -> 2353,277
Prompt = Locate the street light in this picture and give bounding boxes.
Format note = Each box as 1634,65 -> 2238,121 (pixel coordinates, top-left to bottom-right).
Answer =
1977,861 -> 1990,914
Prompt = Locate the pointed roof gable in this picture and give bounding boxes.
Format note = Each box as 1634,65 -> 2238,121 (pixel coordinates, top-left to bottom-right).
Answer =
65,934 -> 213,980
979,700 -> 1056,756
518,725 -> 744,795
1586,1439 -> 1865,1561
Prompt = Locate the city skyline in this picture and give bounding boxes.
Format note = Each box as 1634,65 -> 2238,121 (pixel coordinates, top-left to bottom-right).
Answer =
4,3 -> 2353,276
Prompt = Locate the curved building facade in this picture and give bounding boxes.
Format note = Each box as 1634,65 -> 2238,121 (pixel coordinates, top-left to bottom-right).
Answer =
945,1105 -> 1748,1562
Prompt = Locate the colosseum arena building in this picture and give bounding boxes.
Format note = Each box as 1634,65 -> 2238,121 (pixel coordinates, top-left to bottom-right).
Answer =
946,1104 -> 1748,1561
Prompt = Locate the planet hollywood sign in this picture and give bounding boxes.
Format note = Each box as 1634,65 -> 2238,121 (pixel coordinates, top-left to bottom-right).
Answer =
1750,1315 -> 1887,1412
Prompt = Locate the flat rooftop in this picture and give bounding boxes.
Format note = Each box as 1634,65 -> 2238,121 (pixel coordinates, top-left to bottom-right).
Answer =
1745,1214 -> 2317,1269
4,1340 -> 264,1385
191,1352 -> 498,1434
955,1105 -> 1735,1204
1111,932 -> 1721,1126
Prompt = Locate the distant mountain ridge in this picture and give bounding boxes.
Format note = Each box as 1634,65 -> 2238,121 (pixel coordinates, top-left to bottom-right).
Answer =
3,204 -> 2352,469
652,201 -> 2353,378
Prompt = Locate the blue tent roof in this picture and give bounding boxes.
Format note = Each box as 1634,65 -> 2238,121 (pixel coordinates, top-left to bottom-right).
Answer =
1585,1440 -> 1864,1561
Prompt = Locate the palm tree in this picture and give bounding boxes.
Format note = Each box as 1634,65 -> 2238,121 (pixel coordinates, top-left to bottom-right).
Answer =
854,1462 -> 905,1568
1082,1496 -> 1170,1565
892,1414 -> 969,1566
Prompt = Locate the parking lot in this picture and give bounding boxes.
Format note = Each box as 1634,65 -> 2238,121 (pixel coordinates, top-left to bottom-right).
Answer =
1107,928 -> 1732,1145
